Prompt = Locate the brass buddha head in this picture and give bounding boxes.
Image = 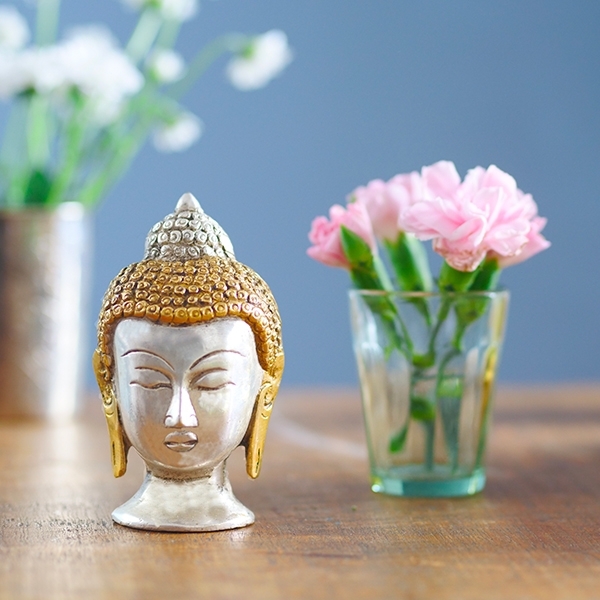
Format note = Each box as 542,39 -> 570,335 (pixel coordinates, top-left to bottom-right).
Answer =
93,193 -> 284,483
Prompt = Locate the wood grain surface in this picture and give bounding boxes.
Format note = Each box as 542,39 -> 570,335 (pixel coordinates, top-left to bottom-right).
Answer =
0,385 -> 599,599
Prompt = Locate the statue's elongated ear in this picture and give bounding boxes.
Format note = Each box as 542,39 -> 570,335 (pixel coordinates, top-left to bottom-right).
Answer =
245,353 -> 284,479
92,350 -> 128,478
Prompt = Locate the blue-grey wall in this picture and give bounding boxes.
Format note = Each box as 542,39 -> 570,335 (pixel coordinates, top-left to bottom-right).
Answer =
53,0 -> 600,386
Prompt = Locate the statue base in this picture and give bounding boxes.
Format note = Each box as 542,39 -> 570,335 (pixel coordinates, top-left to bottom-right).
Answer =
112,465 -> 255,532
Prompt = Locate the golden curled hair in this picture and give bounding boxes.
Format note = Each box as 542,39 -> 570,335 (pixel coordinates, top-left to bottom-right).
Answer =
93,255 -> 284,480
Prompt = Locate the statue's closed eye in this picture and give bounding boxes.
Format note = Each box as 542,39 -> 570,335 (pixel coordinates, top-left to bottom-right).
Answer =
131,366 -> 172,390
130,380 -> 172,390
190,368 -> 234,391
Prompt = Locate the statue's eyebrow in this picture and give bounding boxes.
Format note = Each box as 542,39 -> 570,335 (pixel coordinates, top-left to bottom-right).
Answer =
190,350 -> 246,370
121,349 -> 174,371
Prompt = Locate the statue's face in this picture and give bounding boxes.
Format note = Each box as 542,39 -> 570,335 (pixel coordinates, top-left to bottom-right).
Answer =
113,317 -> 263,477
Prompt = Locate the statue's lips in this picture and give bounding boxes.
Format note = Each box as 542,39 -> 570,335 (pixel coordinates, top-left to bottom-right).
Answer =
164,431 -> 198,452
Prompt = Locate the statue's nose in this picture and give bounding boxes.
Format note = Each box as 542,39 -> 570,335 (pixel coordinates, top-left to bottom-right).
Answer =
164,385 -> 199,428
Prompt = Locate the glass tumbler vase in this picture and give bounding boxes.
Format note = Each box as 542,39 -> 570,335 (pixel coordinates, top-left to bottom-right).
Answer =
349,289 -> 509,497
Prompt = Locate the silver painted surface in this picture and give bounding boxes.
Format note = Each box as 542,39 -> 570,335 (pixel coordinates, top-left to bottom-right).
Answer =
112,317 -> 263,531
0,203 -> 91,419
112,467 -> 255,532
144,192 -> 235,261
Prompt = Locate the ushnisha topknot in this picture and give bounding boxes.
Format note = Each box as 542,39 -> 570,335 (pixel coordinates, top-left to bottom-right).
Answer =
144,192 -> 235,261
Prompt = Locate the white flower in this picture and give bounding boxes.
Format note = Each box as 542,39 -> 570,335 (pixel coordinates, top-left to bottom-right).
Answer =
152,112 -> 203,152
121,0 -> 198,22
0,53 -> 24,98
159,0 -> 198,21
0,5 -> 29,50
0,27 -> 144,121
147,49 -> 185,83
33,28 -> 143,122
226,30 -> 293,91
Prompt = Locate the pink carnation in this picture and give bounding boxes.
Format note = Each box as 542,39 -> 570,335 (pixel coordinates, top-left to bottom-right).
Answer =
402,162 -> 549,272
421,160 -> 461,200
307,202 -> 376,269
349,172 -> 423,241
495,216 -> 551,268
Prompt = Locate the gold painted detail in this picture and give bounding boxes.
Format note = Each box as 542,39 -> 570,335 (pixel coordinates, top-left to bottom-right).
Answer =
245,352 -> 285,479
93,349 -> 128,477
96,256 -> 283,381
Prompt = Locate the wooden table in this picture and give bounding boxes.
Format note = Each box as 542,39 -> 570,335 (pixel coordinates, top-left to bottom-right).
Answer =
1,386 -> 599,599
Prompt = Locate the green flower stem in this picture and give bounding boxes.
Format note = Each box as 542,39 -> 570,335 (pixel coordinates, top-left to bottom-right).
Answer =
454,257 -> 502,344
418,296 -> 450,366
423,420 -> 435,472
413,263 -> 480,470
46,96 -> 87,206
26,95 -> 51,170
126,9 -> 164,64
1,101 -> 29,208
424,261 -> 483,360
36,0 -> 61,46
156,19 -> 181,50
469,257 -> 501,292
438,262 -> 478,292
342,226 -> 414,357
434,347 -> 462,470
385,233 -> 433,327
430,259 -> 502,473
77,115 -> 153,208
169,33 -> 248,100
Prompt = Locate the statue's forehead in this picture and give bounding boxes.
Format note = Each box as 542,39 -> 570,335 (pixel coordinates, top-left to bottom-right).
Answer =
113,318 -> 258,367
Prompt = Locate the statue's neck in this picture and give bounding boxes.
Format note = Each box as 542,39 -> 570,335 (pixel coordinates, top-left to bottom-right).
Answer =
111,463 -> 254,532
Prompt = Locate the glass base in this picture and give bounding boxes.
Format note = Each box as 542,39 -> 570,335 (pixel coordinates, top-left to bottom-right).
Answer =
371,466 -> 486,497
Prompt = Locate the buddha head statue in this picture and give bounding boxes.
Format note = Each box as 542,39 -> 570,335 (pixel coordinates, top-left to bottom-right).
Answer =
93,193 -> 284,532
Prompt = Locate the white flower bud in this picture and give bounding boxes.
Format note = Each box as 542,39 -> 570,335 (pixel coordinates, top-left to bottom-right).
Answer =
148,49 -> 185,83
159,0 -> 198,21
120,0 -> 198,22
153,112 -> 203,152
0,5 -> 30,50
226,30 -> 293,91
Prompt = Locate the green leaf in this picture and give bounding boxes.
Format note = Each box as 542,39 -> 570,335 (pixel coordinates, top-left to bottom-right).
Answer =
410,396 -> 436,422
413,351 -> 435,369
437,375 -> 463,399
340,225 -> 373,269
341,226 -> 394,292
389,424 -> 408,453
385,232 -> 433,292
23,169 -> 52,205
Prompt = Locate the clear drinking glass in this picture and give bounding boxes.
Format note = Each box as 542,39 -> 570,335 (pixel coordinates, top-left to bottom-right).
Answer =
349,289 -> 509,497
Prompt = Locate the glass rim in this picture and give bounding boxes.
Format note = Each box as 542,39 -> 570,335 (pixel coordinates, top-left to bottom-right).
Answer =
348,287 -> 509,299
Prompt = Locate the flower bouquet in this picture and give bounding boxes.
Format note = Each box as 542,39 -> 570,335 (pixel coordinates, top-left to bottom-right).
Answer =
307,161 -> 550,496
0,0 -> 293,208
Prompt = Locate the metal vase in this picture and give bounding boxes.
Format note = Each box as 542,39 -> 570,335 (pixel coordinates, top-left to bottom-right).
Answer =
0,203 -> 91,419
